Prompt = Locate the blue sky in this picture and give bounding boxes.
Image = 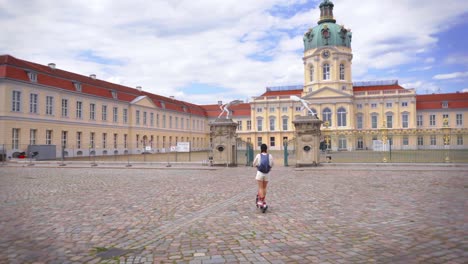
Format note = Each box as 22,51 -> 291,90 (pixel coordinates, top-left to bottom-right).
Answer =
1,0 -> 467,104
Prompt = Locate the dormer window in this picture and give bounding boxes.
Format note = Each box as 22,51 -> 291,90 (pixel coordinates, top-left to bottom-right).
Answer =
73,81 -> 82,92
442,101 -> 448,108
160,101 -> 166,109
182,106 -> 188,112
26,71 -> 37,83
111,90 -> 117,99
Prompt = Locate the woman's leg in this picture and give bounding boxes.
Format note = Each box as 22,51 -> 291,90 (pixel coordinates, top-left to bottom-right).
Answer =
257,180 -> 264,199
262,181 -> 269,202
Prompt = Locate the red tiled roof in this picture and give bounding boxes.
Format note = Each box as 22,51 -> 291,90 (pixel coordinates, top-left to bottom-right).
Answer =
416,93 -> 468,110
0,54 -> 207,116
353,84 -> 405,92
260,89 -> 302,97
200,103 -> 251,118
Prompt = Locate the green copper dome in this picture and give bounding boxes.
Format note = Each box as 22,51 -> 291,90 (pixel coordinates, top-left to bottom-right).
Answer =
303,0 -> 352,51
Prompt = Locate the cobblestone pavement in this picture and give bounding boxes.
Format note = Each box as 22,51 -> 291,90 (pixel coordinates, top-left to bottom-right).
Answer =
0,165 -> 466,264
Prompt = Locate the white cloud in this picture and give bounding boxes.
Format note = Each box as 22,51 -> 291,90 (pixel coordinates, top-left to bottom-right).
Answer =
401,80 -> 440,94
433,72 -> 468,80
1,0 -> 467,104
444,54 -> 468,65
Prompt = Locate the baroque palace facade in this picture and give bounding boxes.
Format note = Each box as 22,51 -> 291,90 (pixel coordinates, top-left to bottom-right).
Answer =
1,0 -> 467,158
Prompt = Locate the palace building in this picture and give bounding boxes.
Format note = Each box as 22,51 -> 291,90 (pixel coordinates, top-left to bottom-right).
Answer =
1,0 -> 467,159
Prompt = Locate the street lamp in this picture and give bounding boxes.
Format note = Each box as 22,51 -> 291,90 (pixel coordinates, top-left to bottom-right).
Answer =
442,117 -> 451,162
380,120 -> 388,162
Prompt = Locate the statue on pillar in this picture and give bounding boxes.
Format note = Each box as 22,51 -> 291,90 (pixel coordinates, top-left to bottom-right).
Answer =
218,100 -> 243,119
290,95 -> 317,117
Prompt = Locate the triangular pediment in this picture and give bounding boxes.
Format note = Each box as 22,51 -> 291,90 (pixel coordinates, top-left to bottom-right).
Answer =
130,95 -> 158,108
303,87 -> 352,100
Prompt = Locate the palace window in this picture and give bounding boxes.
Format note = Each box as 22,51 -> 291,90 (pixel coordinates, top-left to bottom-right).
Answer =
371,103 -> 377,109
237,121 -> 242,131
417,136 -> 423,146
338,136 -> 347,150
256,107 -> 263,113
12,91 -> 21,112
30,129 -> 37,145
246,120 -> 252,130
102,133 -> 107,149
136,110 -> 140,125
339,63 -> 345,80
257,118 -> 263,132
337,107 -> 347,127
150,113 -> 154,126
429,114 -> 436,126
309,65 -> 314,82
143,111 -> 147,125
113,107 -> 118,123
282,106 -> 288,113
257,137 -> 262,147
402,102 -> 408,107
61,99 -> 68,117
269,117 -> 276,131
430,135 -> 436,146
29,93 -> 38,113
61,131 -> 68,147
76,101 -> 83,119
371,114 -> 378,129
457,135 -> 463,145
386,114 -> 393,128
123,108 -> 128,123
12,128 -> 20,149
282,117 -> 288,131
90,103 -> 96,120
90,132 -> 95,148
323,63 -> 330,80
102,105 -> 107,121
270,137 -> 275,147
27,71 -> 38,82
443,114 -> 449,126
46,130 -> 52,145
417,115 -> 423,127
114,134 -> 118,149
73,81 -> 82,92
269,107 -> 275,113
403,136 -> 409,146
357,114 -> 363,129
323,108 -> 332,126
456,114 -> 463,126
402,113 -> 409,128
46,96 -> 54,115
76,132 -> 82,149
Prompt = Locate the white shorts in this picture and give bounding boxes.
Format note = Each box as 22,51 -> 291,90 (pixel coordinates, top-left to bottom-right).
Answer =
255,171 -> 269,181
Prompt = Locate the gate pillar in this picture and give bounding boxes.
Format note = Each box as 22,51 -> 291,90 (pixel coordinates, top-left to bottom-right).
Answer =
209,118 -> 238,166
293,116 -> 323,167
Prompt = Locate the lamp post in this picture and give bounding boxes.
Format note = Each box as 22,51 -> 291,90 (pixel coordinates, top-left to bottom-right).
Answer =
380,120 -> 388,163
442,117 -> 451,163
323,121 -> 332,162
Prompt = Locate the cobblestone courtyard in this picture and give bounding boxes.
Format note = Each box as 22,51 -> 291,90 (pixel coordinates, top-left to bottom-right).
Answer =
0,164 -> 466,264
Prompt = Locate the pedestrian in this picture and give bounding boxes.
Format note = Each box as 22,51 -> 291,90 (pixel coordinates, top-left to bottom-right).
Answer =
253,143 -> 273,211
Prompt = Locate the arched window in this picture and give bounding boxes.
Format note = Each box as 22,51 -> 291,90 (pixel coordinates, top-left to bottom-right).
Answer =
323,108 -> 332,126
337,107 -> 347,127
269,117 -> 276,131
339,63 -> 345,80
309,65 -> 314,82
323,63 -> 330,80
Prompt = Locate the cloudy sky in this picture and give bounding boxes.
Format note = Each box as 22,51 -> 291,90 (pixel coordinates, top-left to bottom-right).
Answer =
1,0 -> 467,104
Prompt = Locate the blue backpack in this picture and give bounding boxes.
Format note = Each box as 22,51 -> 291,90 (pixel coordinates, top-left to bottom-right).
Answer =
258,154 -> 271,173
